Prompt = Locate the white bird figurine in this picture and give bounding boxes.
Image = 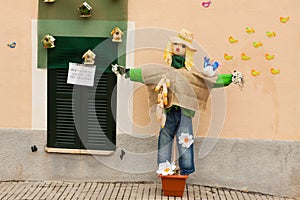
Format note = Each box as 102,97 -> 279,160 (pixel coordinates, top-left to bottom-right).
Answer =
202,56 -> 219,77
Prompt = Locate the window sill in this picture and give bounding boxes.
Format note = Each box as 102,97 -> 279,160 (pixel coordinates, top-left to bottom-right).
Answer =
45,147 -> 114,155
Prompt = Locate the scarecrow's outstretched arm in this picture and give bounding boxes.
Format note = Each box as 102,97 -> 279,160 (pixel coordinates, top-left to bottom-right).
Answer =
213,70 -> 244,88
112,64 -> 145,83
112,64 -> 243,88
213,74 -> 233,88
126,68 -> 144,83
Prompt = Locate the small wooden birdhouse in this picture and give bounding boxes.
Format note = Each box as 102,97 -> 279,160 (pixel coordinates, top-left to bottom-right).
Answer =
43,0 -> 55,3
82,49 -> 96,64
42,34 -> 56,48
111,27 -> 124,43
78,2 -> 92,18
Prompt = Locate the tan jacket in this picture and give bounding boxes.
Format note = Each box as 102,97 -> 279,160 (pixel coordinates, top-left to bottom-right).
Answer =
141,65 -> 218,112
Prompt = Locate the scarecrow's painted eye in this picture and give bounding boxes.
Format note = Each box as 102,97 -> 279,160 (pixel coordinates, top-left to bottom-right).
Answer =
182,44 -> 186,48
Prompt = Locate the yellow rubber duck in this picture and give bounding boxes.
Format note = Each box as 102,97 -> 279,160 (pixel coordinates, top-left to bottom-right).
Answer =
271,68 -> 280,75
241,53 -> 251,60
251,69 -> 260,76
266,31 -> 276,38
280,16 -> 290,23
265,53 -> 275,60
224,53 -> 233,60
245,27 -> 255,34
228,36 -> 238,44
253,41 -> 263,48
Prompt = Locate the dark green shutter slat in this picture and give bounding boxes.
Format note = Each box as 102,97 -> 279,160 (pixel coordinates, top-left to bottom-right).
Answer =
47,36 -> 117,151
83,72 -> 116,150
55,69 -> 78,148
47,69 -> 80,149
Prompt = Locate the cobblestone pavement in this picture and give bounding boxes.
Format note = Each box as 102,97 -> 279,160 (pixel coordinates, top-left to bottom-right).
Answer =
0,181 -> 295,200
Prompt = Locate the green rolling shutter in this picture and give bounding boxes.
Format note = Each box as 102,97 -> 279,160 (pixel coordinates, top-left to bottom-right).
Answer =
47,36 -> 117,151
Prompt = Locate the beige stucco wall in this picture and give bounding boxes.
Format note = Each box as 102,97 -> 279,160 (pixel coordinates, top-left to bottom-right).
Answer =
128,0 -> 300,140
0,0 -> 38,128
0,0 -> 299,141
0,2 -> 299,196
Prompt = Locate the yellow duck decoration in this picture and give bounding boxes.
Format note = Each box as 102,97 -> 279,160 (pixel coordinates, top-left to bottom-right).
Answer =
245,27 -> 255,34
251,69 -> 260,76
271,68 -> 280,75
241,53 -> 251,61
266,31 -> 276,38
224,53 -> 233,60
265,53 -> 275,60
228,36 -> 238,44
280,16 -> 290,23
253,41 -> 263,48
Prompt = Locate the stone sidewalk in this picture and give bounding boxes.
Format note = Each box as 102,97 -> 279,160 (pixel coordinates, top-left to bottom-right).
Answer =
0,181 -> 295,200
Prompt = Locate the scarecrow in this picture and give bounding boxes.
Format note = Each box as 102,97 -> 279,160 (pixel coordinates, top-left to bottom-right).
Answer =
112,29 -> 243,175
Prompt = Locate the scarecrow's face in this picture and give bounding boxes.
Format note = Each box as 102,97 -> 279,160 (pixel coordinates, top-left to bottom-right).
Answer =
172,43 -> 186,56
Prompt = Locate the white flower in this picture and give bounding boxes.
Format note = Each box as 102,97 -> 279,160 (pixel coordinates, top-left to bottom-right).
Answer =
156,160 -> 176,176
178,133 -> 194,148
231,70 -> 244,88
111,64 -> 119,75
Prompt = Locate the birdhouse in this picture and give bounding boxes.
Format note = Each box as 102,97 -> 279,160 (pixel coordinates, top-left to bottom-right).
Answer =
43,0 -> 55,2
78,2 -> 92,18
82,49 -> 96,64
110,27 -> 124,43
42,34 -> 56,48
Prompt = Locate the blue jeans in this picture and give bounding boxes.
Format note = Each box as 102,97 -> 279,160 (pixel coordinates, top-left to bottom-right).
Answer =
157,107 -> 195,175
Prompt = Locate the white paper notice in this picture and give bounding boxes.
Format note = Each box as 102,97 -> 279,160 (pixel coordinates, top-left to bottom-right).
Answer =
67,62 -> 96,87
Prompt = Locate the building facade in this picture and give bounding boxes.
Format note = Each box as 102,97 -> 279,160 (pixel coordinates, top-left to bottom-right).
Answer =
0,0 -> 299,198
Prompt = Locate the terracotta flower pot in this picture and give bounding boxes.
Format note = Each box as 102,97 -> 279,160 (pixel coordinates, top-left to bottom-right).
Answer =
159,174 -> 188,197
